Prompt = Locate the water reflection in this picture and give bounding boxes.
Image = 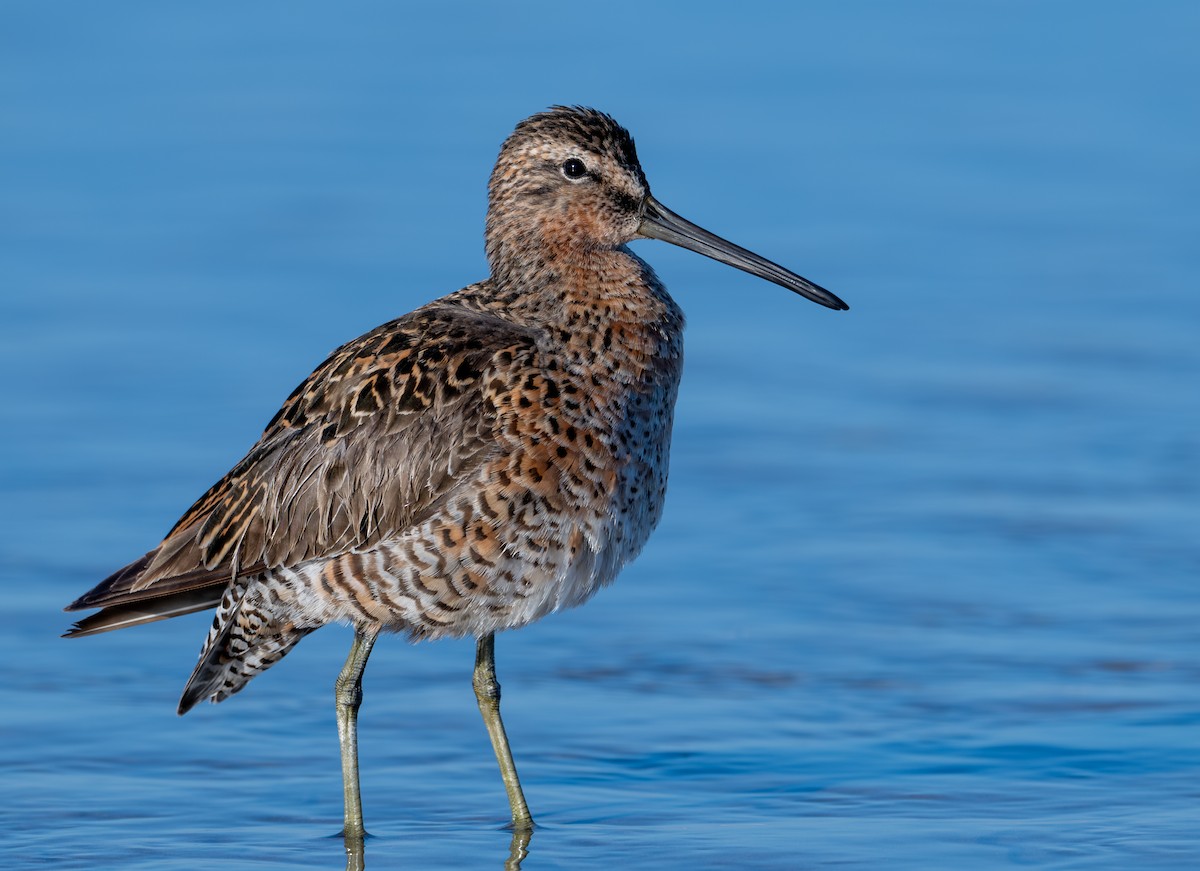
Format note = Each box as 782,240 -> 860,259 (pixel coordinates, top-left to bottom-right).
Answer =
503,828 -> 532,871
342,827 -> 532,870
345,834 -> 364,871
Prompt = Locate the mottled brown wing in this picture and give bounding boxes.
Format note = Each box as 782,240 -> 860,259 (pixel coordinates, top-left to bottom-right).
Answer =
67,297 -> 539,613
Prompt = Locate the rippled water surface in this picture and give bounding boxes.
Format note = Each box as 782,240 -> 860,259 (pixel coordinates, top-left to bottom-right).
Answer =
2,3 -> 1198,869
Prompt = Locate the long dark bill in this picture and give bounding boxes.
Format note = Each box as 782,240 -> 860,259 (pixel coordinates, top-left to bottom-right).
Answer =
637,195 -> 848,311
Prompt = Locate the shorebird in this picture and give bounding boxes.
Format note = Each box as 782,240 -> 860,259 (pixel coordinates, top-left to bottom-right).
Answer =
64,106 -> 847,840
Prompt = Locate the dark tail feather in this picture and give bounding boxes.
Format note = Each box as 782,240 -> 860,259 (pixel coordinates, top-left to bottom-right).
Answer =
66,534 -> 263,615
65,551 -> 157,612
65,541 -> 256,638
63,586 -> 225,638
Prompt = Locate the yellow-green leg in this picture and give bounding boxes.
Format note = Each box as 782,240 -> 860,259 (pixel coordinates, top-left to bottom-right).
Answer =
336,628 -> 379,846
473,633 -> 534,830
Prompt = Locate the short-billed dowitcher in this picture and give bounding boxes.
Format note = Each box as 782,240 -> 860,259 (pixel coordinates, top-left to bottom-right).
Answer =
65,106 -> 848,839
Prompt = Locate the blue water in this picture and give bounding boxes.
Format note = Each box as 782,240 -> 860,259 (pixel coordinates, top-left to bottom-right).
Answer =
3,2 -> 1198,868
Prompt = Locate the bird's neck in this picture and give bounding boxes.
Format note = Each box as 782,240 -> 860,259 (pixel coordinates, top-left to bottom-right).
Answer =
471,238 -> 685,370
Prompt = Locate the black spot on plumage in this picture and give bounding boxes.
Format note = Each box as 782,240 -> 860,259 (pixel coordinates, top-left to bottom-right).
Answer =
379,332 -> 412,355
391,355 -> 414,380
454,358 -> 482,382
395,376 -> 422,412
354,389 -> 379,414
330,354 -> 358,379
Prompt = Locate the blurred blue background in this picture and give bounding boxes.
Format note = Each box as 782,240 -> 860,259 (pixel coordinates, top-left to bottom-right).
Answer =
2,2 -> 1198,868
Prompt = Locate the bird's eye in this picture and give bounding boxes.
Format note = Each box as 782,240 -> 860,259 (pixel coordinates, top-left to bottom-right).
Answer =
561,158 -> 588,180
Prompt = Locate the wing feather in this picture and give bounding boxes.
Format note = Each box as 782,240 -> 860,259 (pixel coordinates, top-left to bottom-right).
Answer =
66,295 -> 539,617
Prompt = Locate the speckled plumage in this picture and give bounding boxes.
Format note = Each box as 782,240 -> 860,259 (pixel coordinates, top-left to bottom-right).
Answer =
65,106 -> 846,835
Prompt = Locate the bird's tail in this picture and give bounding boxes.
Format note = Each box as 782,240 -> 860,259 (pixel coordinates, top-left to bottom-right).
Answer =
63,545 -> 231,638
63,586 -> 225,637
177,576 -> 314,714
